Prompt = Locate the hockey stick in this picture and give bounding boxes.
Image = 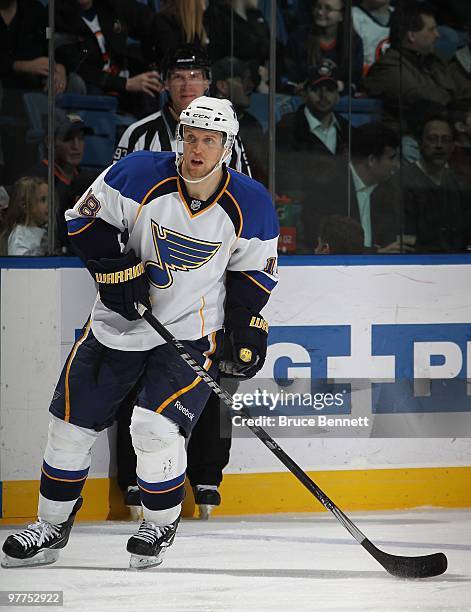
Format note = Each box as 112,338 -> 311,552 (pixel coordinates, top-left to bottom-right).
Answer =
138,305 -> 447,579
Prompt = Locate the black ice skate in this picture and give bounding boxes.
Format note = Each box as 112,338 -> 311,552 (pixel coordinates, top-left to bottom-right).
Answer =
127,516 -> 180,570
1,497 -> 83,568
193,486 -> 221,520
124,486 -> 143,521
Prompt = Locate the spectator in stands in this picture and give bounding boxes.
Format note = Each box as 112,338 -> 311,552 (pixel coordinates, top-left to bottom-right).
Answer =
364,1 -> 471,115
0,176 -> 48,256
352,0 -> 393,75
287,0 -> 364,92
301,122 -> 400,253
276,62 -> 349,223
388,114 -> 471,253
211,55 -> 267,184
1,0 -> 69,182
315,214 -> 365,254
151,0 -> 208,63
206,0 -> 270,77
399,100 -> 447,163
55,0 -> 162,116
28,109 -> 93,253
1,0 -> 67,100
278,63 -> 348,160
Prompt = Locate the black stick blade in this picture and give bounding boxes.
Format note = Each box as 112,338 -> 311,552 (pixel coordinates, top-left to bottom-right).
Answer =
362,539 -> 448,578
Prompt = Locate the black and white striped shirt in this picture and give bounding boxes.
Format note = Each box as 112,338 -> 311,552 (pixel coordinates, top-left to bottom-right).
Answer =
113,102 -> 252,176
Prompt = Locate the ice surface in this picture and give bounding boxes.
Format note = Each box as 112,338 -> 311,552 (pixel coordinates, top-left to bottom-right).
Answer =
0,509 -> 470,611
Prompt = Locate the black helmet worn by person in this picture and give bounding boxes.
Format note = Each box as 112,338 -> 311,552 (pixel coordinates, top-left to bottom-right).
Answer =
162,44 -> 212,82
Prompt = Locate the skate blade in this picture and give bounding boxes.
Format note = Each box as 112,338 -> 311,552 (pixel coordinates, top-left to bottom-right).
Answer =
1,549 -> 60,568
129,552 -> 163,570
198,504 -> 216,520
127,505 -> 144,521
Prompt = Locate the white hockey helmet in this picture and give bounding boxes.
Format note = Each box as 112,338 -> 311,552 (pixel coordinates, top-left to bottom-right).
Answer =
177,96 -> 239,152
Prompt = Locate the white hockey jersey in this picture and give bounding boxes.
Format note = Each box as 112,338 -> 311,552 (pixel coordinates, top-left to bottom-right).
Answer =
352,5 -> 393,71
66,151 -> 279,351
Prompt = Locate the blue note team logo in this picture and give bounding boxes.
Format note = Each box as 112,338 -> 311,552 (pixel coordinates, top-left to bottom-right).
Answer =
146,222 -> 221,289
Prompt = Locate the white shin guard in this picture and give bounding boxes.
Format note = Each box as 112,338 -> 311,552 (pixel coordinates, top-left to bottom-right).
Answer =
39,416 -> 99,524
131,406 -> 186,525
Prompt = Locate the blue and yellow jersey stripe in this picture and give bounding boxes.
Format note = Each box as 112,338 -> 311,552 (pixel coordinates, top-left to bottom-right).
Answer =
241,270 -> 278,294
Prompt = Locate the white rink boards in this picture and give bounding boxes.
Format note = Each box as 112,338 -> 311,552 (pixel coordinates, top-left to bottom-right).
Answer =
0,256 -> 470,518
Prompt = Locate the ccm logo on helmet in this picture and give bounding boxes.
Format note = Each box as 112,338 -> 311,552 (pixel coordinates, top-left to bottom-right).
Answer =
193,114 -> 211,119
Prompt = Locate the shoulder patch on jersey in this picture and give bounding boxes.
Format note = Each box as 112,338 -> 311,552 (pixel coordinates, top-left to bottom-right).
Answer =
104,151 -> 176,203
225,169 -> 279,241
146,222 -> 222,289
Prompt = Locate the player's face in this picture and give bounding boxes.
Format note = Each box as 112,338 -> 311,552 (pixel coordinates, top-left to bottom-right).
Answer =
166,69 -> 209,115
56,131 -> 85,168
30,183 -> 48,226
182,126 -> 226,178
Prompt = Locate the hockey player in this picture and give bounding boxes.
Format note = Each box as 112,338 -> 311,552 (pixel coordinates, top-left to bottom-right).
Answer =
114,44 -> 252,519
2,96 -> 279,570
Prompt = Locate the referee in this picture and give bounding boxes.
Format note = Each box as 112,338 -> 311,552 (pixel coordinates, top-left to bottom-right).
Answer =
113,44 -> 251,177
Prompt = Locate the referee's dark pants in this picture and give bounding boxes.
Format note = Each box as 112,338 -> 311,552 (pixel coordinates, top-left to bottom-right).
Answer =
186,387 -> 233,488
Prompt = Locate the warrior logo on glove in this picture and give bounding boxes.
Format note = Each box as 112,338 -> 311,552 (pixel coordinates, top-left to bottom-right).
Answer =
249,316 -> 269,333
87,250 -> 151,321
94,262 -> 145,285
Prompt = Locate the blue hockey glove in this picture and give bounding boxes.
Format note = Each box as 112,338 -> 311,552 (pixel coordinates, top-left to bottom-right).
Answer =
220,307 -> 268,378
87,249 -> 151,321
